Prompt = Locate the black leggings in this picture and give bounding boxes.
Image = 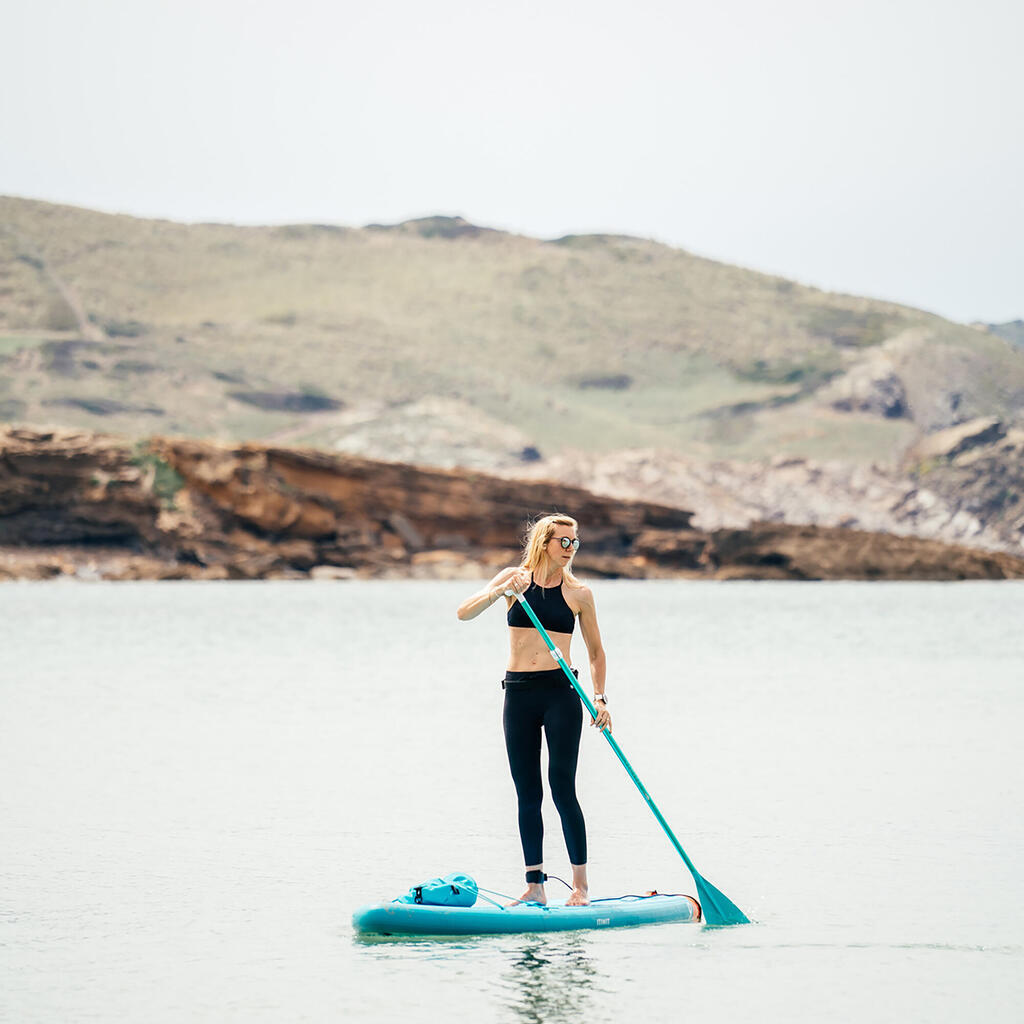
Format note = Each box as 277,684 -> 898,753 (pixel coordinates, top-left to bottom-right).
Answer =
502,668 -> 587,867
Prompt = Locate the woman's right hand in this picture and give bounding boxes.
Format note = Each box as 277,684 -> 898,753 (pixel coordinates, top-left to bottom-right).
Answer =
503,567 -> 532,596
458,567 -> 531,620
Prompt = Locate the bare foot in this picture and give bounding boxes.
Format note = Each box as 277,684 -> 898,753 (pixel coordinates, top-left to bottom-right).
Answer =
506,885 -> 546,907
566,888 -> 589,907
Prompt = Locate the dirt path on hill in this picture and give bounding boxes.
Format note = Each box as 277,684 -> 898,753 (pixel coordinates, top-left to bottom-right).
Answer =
0,223 -> 104,341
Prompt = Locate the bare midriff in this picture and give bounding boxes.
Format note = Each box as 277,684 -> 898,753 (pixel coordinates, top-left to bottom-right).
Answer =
507,626 -> 574,672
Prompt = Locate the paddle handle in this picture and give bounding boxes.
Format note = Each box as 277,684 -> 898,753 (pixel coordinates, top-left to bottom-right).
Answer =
506,590 -> 700,877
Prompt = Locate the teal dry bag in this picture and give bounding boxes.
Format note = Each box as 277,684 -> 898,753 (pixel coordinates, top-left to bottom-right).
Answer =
398,872 -> 477,907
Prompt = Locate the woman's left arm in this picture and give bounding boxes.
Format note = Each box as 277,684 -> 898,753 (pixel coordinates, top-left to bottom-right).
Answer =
577,587 -> 611,732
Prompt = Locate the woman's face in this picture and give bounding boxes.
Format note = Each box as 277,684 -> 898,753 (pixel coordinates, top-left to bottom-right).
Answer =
547,525 -> 579,566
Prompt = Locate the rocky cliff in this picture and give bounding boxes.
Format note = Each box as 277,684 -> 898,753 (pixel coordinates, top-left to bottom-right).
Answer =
2,426 -> 1023,582
506,416 -> 1024,557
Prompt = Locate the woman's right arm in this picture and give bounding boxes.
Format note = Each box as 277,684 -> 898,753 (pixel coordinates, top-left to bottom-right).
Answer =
456,566 -> 525,621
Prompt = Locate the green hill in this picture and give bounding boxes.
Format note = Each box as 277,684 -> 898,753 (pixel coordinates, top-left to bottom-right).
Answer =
2,196 -> 1022,465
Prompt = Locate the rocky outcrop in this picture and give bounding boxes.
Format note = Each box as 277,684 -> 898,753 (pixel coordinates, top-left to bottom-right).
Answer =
2,426 -> 1024,582
705,524 -> 1020,581
0,427 -> 162,546
509,421 -> 1024,557
818,350 -> 909,419
906,417 -> 1007,462
907,423 -> 1024,554
328,397 -> 540,471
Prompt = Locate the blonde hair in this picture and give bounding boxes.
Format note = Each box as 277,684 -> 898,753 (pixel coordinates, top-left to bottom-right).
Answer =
521,514 -> 583,587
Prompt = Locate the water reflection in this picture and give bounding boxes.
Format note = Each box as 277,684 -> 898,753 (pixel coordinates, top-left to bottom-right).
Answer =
351,930 -> 605,1023
499,936 -> 602,1024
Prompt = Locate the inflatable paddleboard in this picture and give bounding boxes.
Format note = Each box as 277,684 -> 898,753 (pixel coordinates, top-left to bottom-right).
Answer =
353,893 -> 701,937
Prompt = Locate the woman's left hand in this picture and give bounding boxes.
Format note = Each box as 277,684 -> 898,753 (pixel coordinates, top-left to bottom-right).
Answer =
591,702 -> 612,732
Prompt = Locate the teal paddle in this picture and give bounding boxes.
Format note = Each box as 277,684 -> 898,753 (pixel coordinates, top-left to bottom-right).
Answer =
506,587 -> 750,927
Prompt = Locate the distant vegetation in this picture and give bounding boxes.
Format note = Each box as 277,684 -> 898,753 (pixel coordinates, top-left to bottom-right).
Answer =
131,443 -> 184,507
804,307 -> 899,348
1,196 -> 1022,465
227,389 -> 343,413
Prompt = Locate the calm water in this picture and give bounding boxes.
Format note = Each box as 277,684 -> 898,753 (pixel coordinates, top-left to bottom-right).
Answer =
2,580 -> 1022,1023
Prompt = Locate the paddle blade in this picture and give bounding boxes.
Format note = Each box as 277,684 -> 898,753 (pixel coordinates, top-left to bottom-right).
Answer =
693,872 -> 750,926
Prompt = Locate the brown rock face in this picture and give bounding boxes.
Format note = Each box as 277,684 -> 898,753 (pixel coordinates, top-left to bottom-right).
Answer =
0,427 -> 160,546
150,437 -> 696,573
2,426 -> 1024,581
706,524 -> 1023,581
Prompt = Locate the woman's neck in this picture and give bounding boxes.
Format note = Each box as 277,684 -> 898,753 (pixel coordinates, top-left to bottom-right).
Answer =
533,563 -> 563,587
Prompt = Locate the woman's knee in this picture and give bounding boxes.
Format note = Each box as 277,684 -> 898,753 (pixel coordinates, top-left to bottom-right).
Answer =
548,774 -> 580,814
513,776 -> 544,811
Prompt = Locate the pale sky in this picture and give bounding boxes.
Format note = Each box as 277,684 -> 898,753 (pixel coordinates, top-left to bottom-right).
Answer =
3,0 -> 1022,323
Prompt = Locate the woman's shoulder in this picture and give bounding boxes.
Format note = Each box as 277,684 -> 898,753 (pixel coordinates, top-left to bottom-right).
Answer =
564,579 -> 595,608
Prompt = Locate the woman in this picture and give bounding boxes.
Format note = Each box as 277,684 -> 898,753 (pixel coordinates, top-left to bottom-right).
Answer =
456,514 -> 611,907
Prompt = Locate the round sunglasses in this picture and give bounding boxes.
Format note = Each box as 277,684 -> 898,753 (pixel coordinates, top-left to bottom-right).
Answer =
556,536 -> 580,551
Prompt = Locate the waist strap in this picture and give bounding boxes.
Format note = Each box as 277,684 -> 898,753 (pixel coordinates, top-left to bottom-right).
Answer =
502,667 -> 578,690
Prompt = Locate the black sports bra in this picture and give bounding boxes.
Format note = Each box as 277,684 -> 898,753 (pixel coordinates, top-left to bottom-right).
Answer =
507,579 -> 576,635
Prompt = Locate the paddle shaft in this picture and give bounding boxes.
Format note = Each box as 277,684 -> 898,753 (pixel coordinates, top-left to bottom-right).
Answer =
506,589 -> 701,879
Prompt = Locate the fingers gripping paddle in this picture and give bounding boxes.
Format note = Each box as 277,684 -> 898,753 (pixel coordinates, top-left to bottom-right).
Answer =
506,588 -> 749,927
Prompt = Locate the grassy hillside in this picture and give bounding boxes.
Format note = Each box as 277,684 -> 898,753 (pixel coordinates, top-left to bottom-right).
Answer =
2,197 -> 1022,465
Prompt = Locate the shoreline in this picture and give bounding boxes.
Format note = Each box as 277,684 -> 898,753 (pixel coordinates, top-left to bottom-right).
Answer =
3,425 -> 1024,583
